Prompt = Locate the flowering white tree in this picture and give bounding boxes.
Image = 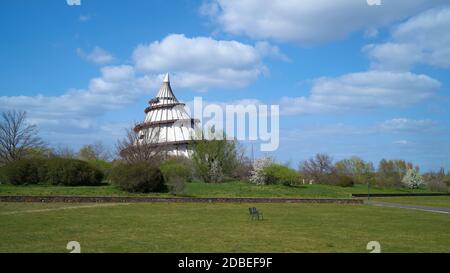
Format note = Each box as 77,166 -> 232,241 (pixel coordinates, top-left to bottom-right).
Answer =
208,160 -> 224,183
250,156 -> 273,185
402,168 -> 423,189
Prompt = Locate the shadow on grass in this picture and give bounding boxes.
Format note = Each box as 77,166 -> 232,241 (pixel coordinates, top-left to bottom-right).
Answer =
285,185 -> 308,189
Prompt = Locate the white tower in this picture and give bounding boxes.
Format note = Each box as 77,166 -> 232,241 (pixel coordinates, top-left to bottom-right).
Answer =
134,73 -> 199,157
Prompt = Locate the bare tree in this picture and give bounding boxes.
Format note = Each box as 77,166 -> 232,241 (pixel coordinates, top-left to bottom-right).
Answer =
231,142 -> 252,181
92,141 -> 112,161
299,153 -> 334,182
0,110 -> 44,164
116,124 -> 163,164
78,141 -> 111,161
52,144 -> 76,159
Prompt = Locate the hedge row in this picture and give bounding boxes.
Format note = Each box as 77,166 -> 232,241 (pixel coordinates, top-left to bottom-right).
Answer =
109,161 -> 190,194
264,164 -> 300,186
0,158 -> 192,193
259,163 -> 355,187
159,160 -> 191,194
110,162 -> 166,193
0,158 -> 103,186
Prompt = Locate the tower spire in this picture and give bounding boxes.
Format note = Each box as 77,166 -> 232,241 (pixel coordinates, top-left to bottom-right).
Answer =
156,72 -> 177,101
163,73 -> 170,83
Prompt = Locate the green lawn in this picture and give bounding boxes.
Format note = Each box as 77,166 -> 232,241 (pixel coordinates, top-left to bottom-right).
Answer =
0,202 -> 449,252
0,181 -> 440,198
372,196 -> 450,209
0,183 -> 147,197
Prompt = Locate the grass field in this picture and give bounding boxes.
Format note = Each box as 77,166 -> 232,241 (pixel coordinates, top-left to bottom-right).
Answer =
0,181 -> 441,198
1,182 -> 448,252
0,202 -> 449,253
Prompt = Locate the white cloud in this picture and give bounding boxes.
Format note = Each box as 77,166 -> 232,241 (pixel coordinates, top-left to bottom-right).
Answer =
201,0 -> 446,44
274,6 -> 443,116
255,41 -> 290,61
66,0 -> 81,6
184,97 -> 265,117
0,65 -> 161,133
132,34 -> 282,90
0,64 -> 164,149
1,33 -> 281,147
365,6 -> 450,70
77,46 -> 114,65
279,71 -> 440,115
379,118 -> 437,133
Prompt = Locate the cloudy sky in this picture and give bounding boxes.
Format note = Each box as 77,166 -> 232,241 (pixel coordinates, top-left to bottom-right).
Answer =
1,0 -> 449,171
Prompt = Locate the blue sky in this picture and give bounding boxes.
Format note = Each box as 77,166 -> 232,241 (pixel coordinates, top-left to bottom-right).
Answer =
1,0 -> 449,171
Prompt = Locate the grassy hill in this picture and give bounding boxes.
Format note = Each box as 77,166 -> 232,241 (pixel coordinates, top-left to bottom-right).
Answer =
0,181 -> 439,198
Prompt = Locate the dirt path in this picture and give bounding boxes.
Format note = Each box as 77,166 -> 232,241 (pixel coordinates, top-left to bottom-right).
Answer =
0,203 -> 130,215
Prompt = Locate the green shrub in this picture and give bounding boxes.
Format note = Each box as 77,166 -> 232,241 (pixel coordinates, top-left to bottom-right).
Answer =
0,159 -> 44,185
0,158 -> 103,186
87,159 -> 112,180
263,164 -> 300,186
0,167 -> 4,184
110,162 -> 166,193
327,174 -> 355,187
160,160 -> 192,181
45,158 -> 103,186
191,135 -> 238,183
160,161 -> 191,194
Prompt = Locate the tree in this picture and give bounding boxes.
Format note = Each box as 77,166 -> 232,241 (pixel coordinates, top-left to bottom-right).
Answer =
231,142 -> 253,181
78,145 -> 97,161
250,156 -> 273,185
422,168 -> 445,184
423,168 -> 448,192
0,110 -> 44,165
23,147 -> 53,159
52,144 -> 76,159
116,124 -> 163,164
402,168 -> 424,189
299,153 -> 334,183
191,130 -> 238,183
376,159 -> 416,187
335,156 -> 375,184
78,141 -> 111,161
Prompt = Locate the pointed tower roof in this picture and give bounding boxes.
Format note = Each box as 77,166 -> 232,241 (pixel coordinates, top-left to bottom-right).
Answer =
133,71 -> 200,157
156,73 -> 178,102
163,73 -> 169,83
